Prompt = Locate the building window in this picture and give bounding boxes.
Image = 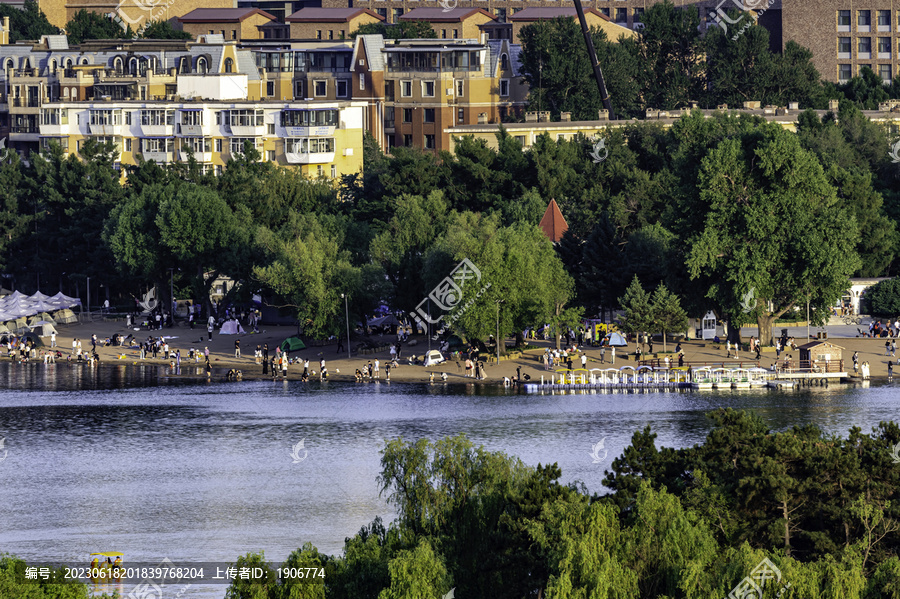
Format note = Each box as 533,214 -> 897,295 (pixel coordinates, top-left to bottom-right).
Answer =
336,80 -> 348,98
392,8 -> 403,22
401,80 -> 412,97
837,10 -> 850,31
125,138 -> 132,152
879,36 -> 892,57
858,37 -> 872,58
359,74 -> 365,90
215,139 -> 223,152
267,81 -> 275,96
514,135 -> 526,146
878,10 -> 891,31
403,108 -> 412,122
403,134 -> 412,146
599,7 -> 610,18
495,7 -> 506,22
268,150 -> 275,161
224,58 -> 234,73
231,30 -> 237,39
879,63 -> 892,83
424,108 -> 435,123
455,80 -> 463,97
314,80 -> 327,96
457,108 -> 464,123
422,81 -> 435,97
500,79 -> 509,96
634,7 -> 644,22
500,53 -> 508,71
614,8 -> 626,23
441,29 -> 447,38
331,165 -> 336,178
295,81 -> 304,98
268,123 -> 275,135
230,138 -> 258,155
424,134 -> 435,149
837,37 -> 851,58
376,8 -> 387,19
858,10 -> 871,31
317,165 -> 323,177
452,29 -> 458,38
838,64 -> 852,82
859,64 -> 873,76
124,111 -> 132,125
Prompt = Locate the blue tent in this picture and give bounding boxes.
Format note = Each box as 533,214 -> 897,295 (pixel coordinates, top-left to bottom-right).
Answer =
607,332 -> 627,346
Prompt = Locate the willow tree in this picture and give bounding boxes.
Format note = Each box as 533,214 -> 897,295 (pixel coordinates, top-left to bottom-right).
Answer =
686,124 -> 860,344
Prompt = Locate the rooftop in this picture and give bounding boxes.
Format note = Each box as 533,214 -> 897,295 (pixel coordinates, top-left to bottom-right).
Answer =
179,8 -> 277,23
398,7 -> 495,22
285,8 -> 383,23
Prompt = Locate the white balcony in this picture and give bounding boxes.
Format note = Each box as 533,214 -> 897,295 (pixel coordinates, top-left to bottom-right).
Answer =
140,123 -> 175,136
179,124 -> 207,136
142,151 -> 174,163
228,124 -> 266,136
178,150 -> 213,162
283,125 -> 335,137
39,123 -> 71,136
284,151 -> 335,164
89,123 -> 122,136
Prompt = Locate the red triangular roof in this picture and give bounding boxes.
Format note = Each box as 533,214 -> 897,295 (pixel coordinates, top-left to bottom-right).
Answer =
539,199 -> 568,242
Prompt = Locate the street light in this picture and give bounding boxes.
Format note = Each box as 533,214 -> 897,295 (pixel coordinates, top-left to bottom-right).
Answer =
341,293 -> 350,360
495,300 -> 505,364
169,268 -> 175,325
86,276 -> 90,314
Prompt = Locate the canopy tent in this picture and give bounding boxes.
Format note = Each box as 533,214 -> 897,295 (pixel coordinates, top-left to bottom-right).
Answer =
280,335 -> 306,353
368,314 -> 400,328
28,291 -> 51,302
48,292 -> 82,309
18,331 -> 44,347
607,332 -> 628,346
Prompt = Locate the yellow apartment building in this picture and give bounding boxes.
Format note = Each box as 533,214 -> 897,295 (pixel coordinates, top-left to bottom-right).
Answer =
398,8 -> 497,40
178,8 -> 278,42
285,7 -> 383,41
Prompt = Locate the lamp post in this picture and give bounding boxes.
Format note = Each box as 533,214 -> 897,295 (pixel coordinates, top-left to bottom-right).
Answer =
496,300 -> 504,364
341,293 -> 350,360
169,268 -> 175,325
86,276 -> 90,314
806,297 -> 810,343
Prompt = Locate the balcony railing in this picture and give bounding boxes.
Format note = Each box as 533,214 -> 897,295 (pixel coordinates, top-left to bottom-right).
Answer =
12,98 -> 41,108
11,125 -> 39,133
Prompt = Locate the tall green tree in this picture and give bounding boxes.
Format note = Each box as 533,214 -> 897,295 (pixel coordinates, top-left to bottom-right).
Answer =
685,124 -> 860,344
518,17 -> 641,119
0,147 -> 30,274
139,19 -> 192,40
0,0 -> 57,42
649,283 -> 687,352
618,275 -> 652,341
64,9 -> 133,44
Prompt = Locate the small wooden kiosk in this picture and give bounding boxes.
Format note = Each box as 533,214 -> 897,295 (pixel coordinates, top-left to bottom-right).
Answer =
798,341 -> 843,372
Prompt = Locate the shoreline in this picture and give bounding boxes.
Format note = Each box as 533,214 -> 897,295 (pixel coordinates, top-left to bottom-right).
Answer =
2,318 -> 896,386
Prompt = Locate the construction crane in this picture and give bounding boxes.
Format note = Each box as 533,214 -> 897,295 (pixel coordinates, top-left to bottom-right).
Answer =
572,0 -> 615,120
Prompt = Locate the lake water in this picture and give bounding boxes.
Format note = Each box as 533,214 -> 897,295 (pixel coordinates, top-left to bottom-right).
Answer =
1,362 -> 897,597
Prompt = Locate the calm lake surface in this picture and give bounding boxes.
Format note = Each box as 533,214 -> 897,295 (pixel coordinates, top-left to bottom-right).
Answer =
1,362 -> 897,597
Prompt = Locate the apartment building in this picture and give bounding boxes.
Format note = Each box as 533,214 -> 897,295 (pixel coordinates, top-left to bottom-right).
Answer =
350,34 -> 527,152
34,0 -> 236,30
398,8 -> 496,40
0,36 -> 364,177
178,8 -> 279,42
508,7 -> 636,44
285,7 -> 383,40
344,0 -> 722,27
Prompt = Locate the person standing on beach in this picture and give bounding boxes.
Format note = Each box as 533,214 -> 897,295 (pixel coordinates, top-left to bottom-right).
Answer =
234,339 -> 241,359
50,331 -> 56,348
207,320 -> 214,342
303,359 -> 309,378
374,359 -> 380,379
853,351 -> 859,373
282,355 -> 289,379
889,361 -> 894,381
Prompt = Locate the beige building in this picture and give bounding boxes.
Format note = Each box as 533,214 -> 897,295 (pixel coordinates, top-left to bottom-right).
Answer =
351,35 -> 528,153
178,8 -> 278,42
36,0 -> 236,31
399,8 -> 497,41
508,7 -> 636,44
285,7 -> 383,41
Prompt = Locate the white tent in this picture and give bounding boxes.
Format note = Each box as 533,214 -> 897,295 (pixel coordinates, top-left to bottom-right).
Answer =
29,322 -> 58,337
424,350 -> 445,366
49,292 -> 82,309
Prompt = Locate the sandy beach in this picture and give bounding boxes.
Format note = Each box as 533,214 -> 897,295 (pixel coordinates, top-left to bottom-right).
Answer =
3,315 -> 894,384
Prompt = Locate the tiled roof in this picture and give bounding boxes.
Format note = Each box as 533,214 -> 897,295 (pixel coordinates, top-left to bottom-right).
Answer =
539,199 -> 568,243
286,8 -> 382,22
398,7 -> 495,22
179,8 -> 276,23
508,7 -> 609,21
